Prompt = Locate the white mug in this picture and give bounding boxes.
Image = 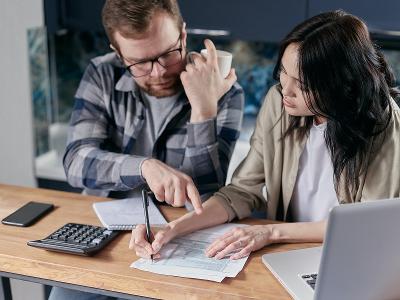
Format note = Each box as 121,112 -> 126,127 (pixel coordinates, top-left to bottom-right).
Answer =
200,49 -> 233,79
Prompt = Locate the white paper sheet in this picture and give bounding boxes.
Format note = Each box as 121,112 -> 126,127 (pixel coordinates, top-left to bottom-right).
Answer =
131,223 -> 249,282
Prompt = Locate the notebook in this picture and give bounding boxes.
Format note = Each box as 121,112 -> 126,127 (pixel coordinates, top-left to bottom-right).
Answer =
93,197 -> 167,230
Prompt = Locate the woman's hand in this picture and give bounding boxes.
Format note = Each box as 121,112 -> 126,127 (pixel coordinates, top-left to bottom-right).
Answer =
129,223 -> 178,259
205,225 -> 277,260
129,197 -> 231,259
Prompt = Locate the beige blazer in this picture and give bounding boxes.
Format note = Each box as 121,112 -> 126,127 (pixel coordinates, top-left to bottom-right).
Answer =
215,85 -> 400,221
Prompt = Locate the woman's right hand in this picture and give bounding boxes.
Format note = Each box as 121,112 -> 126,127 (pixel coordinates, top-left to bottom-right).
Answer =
129,223 -> 178,259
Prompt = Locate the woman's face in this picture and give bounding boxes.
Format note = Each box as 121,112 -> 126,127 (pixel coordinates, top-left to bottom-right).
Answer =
279,43 -> 314,118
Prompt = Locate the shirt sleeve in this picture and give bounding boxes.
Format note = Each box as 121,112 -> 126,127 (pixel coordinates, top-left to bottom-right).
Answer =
180,83 -> 245,201
63,62 -> 147,191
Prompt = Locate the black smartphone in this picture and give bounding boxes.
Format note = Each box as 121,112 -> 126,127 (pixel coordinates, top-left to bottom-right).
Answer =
1,201 -> 54,227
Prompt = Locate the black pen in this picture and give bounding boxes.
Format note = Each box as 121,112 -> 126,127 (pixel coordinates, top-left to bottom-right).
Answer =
141,187 -> 153,263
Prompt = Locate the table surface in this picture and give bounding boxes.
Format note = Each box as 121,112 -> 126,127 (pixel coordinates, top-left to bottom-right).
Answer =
0,184 -> 319,299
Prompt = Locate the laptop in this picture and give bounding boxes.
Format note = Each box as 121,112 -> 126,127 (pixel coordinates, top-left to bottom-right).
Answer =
262,199 -> 400,300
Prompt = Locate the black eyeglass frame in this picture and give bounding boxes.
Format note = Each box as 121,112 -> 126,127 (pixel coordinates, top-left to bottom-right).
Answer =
122,35 -> 183,78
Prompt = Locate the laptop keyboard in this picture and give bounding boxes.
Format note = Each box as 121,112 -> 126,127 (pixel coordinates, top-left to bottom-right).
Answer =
301,273 -> 318,290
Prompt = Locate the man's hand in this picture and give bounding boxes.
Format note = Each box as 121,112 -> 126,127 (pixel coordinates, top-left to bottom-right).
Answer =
141,158 -> 203,214
129,223 -> 178,259
181,39 -> 237,123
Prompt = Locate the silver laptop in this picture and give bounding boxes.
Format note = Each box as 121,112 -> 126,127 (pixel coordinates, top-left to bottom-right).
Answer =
262,199 -> 400,300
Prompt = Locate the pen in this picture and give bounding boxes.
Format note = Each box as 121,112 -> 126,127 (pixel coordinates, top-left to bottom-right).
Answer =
141,187 -> 153,263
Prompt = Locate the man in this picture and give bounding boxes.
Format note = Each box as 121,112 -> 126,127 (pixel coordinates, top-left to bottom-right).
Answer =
63,0 -> 244,212
54,0 -> 243,298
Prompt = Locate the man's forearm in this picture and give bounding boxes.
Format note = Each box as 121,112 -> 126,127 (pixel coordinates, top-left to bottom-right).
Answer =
190,107 -> 217,123
181,85 -> 244,197
64,144 -> 147,190
181,118 -> 226,194
169,196 -> 229,237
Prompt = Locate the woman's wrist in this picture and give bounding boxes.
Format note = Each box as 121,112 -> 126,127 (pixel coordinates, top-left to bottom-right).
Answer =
167,197 -> 230,238
167,219 -> 183,238
267,221 -> 327,244
168,210 -> 197,237
266,224 -> 285,244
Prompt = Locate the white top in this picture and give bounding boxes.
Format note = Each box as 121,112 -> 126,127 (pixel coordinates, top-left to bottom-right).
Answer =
290,122 -> 339,222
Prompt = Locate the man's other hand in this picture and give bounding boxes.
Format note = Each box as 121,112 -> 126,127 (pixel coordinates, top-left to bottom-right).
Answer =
181,39 -> 237,123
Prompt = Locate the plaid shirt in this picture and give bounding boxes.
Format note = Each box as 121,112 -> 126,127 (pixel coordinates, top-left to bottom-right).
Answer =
63,52 -> 244,198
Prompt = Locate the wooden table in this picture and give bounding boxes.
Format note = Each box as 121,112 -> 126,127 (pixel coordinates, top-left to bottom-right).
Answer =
0,184 -> 319,299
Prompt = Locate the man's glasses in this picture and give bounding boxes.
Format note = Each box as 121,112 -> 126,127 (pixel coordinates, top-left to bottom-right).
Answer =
123,36 -> 183,78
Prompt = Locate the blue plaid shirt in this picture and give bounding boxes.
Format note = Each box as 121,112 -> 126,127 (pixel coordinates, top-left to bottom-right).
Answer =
63,52 -> 244,198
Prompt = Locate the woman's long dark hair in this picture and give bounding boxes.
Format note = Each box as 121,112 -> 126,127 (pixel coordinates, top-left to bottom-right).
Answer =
273,10 -> 399,189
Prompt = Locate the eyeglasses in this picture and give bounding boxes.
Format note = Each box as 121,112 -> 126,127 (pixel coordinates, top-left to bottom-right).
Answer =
123,36 -> 183,78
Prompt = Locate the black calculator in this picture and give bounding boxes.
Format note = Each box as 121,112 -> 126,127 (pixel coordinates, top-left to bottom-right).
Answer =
27,223 -> 119,256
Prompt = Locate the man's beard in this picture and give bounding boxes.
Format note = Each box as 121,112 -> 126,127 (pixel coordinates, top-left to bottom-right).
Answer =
139,76 -> 182,98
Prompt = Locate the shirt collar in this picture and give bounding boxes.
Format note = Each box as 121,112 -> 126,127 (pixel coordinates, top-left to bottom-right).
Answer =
115,69 -> 140,95
110,52 -> 141,97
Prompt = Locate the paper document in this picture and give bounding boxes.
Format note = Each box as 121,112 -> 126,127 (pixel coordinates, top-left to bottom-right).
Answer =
93,197 -> 167,230
131,223 -> 249,282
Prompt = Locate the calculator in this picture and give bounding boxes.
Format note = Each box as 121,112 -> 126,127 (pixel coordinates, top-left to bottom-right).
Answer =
27,223 -> 120,256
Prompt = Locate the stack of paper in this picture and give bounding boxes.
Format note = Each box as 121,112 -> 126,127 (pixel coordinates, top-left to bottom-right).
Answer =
131,223 -> 249,282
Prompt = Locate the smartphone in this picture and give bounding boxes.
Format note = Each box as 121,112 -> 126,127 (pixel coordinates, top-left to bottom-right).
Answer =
2,201 -> 54,227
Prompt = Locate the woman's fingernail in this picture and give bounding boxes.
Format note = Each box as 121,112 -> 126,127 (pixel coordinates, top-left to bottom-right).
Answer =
153,243 -> 160,252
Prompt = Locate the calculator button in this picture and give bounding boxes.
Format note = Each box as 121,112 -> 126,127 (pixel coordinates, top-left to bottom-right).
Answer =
90,238 -> 102,245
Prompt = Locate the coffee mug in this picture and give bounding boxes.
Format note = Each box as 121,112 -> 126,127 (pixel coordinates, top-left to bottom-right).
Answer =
200,49 -> 233,79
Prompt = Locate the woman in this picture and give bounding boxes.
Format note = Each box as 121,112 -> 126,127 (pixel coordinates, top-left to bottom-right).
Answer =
130,10 -> 400,260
